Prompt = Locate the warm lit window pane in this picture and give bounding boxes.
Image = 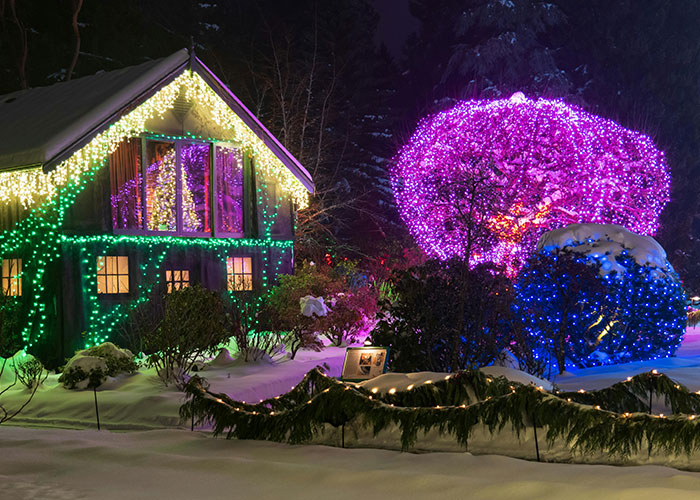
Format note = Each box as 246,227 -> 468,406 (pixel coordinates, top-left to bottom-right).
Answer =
118,275 -> 130,293
215,146 -> 244,234
181,143 -> 211,233
97,256 -> 129,294
107,275 -> 117,294
164,268 -> 190,293
146,141 -> 177,232
2,258 -> 21,296
226,257 -> 253,292
117,256 -> 129,275
110,138 -> 143,230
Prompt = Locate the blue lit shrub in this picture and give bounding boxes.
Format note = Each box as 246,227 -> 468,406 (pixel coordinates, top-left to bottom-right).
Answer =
514,248 -> 686,376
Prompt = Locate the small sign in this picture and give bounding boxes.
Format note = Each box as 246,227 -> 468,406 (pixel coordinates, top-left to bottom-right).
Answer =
341,346 -> 389,381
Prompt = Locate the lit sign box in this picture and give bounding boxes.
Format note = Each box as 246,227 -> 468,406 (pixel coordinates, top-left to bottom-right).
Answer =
341,346 -> 389,382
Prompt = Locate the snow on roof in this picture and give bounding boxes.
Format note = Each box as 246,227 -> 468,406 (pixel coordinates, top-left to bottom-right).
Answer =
536,223 -> 670,276
0,50 -> 189,171
0,49 -> 313,192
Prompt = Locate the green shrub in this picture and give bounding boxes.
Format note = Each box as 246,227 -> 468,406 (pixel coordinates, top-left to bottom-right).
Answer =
370,259 -> 512,372
145,285 -> 229,386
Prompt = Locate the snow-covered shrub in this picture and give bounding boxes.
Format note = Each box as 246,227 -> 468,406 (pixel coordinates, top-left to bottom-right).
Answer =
145,285 -> 228,386
60,342 -> 136,389
514,224 -> 686,375
12,355 -> 47,389
256,262 -> 379,354
317,288 -> 378,346
370,259 -> 512,372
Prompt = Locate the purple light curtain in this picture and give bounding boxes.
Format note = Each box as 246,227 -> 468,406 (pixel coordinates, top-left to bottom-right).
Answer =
109,138 -> 142,230
215,146 -> 244,234
181,143 -> 211,232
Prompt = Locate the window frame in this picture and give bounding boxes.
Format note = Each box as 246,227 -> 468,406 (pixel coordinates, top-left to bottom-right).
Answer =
96,255 -> 131,295
1,258 -> 22,297
110,135 -> 246,238
164,268 -> 190,293
226,256 -> 254,292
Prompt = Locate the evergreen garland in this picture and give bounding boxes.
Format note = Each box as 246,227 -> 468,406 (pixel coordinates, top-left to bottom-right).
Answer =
182,369 -> 700,461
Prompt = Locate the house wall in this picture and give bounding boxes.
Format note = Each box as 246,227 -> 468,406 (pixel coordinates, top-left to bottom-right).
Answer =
51,241 -> 293,362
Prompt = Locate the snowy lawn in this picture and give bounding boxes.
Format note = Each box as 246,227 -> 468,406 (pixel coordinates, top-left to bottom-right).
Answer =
0,346 -> 348,430
3,426 -> 700,500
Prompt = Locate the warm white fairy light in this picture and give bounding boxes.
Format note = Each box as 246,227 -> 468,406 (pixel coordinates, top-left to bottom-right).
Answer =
0,71 -> 309,210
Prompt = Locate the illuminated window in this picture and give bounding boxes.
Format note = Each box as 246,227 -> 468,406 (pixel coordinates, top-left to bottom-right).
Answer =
2,258 -> 21,296
226,257 -> 253,291
97,256 -> 130,294
165,269 -> 190,293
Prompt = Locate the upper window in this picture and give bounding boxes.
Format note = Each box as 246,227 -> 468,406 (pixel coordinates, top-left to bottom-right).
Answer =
110,138 -> 242,236
2,258 -> 21,296
215,145 -> 244,235
165,269 -> 190,293
227,257 -> 253,291
97,256 -> 130,294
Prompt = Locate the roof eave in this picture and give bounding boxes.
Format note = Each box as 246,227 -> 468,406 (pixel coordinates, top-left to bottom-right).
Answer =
43,54 -> 189,173
191,57 -> 315,194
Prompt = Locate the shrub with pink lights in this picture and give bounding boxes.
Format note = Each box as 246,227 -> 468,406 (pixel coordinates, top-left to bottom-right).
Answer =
391,93 -> 670,273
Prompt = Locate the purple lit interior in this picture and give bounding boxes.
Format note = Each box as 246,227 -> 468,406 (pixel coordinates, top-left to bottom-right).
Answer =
391,93 -> 670,273
110,139 -> 244,235
215,146 -> 244,234
181,143 -> 211,233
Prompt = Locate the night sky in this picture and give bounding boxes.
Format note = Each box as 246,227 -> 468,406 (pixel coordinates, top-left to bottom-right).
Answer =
372,0 -> 419,60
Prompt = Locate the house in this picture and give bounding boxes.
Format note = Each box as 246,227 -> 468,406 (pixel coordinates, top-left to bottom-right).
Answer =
0,49 -> 313,364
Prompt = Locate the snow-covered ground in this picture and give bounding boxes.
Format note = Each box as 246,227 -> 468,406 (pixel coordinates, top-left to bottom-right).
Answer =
1,345 -> 348,430
4,426 -> 700,500
5,329 -> 700,498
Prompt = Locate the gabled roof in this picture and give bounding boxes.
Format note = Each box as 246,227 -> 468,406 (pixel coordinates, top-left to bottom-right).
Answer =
0,49 -> 314,192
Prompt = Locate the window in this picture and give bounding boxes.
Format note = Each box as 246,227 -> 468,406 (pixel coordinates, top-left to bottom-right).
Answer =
110,138 -> 142,231
146,140 -> 178,232
2,258 -> 21,296
215,145 -> 244,234
110,138 -> 243,236
97,256 -> 129,294
227,257 -> 253,291
181,143 -> 211,233
165,269 -> 190,293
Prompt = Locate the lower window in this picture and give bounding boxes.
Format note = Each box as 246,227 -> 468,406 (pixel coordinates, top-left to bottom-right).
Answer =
2,258 -> 21,296
227,257 -> 253,291
97,256 -> 130,294
165,269 -> 190,293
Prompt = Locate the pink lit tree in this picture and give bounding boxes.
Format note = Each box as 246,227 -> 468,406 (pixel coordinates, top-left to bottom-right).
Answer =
391,93 -> 670,274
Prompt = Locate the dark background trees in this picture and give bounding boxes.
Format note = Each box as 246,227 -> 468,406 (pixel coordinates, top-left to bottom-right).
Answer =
1,0 -> 699,286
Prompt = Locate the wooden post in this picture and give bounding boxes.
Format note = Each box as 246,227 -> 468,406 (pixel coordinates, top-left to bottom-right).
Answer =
191,396 -> 195,431
93,386 -> 101,431
341,423 -> 345,448
532,411 -> 540,462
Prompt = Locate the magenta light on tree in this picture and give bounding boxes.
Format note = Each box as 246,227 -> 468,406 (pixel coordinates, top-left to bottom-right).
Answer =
391,92 -> 670,273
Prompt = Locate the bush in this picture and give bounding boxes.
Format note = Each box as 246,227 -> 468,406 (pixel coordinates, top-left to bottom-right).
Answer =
514,247 -> 687,375
12,356 -> 47,389
59,342 -> 137,389
228,294 -> 284,362
370,259 -> 512,372
256,261 -> 379,354
145,285 -> 229,386
318,288 -> 378,346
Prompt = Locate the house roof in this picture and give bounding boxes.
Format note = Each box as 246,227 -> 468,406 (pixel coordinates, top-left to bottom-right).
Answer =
0,49 -> 314,192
